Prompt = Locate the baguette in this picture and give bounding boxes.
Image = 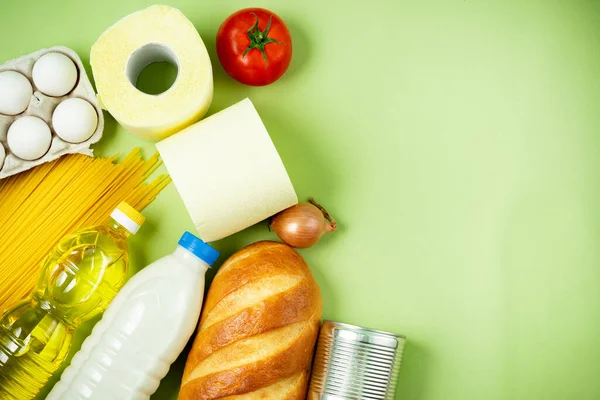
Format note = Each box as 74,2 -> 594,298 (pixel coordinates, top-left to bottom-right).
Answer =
179,241 -> 322,399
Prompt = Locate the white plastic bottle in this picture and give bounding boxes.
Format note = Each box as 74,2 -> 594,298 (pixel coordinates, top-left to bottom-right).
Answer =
47,232 -> 219,400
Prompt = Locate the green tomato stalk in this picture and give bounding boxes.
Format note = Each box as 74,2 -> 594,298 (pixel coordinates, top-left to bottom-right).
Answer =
243,13 -> 284,66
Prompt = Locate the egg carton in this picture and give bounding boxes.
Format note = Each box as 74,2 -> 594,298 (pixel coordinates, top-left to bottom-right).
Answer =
0,46 -> 104,179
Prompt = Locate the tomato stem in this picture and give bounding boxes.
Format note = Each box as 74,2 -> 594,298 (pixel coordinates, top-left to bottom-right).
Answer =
243,13 -> 284,66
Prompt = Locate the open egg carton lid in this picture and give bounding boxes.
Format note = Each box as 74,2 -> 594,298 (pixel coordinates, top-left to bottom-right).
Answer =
0,46 -> 104,179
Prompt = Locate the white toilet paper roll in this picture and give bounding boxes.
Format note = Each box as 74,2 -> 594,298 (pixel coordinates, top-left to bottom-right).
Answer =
91,5 -> 213,141
156,98 -> 298,242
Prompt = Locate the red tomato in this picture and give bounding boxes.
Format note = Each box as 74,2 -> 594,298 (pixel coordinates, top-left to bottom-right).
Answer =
216,8 -> 292,86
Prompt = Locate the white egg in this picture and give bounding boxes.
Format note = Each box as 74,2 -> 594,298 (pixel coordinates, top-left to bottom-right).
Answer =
32,52 -> 78,97
7,116 -> 52,160
0,71 -> 33,115
52,98 -> 98,143
0,144 -> 5,168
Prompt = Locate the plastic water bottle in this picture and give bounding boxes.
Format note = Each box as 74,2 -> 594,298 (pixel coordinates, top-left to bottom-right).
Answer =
47,231 -> 219,400
0,202 -> 145,400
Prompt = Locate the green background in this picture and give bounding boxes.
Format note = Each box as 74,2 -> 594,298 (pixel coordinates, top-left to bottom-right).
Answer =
2,0 -> 600,399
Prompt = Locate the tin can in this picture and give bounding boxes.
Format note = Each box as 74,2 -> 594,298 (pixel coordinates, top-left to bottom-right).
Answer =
308,320 -> 406,400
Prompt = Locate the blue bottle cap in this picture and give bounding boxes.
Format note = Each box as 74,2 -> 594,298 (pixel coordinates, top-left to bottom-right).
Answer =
178,232 -> 220,266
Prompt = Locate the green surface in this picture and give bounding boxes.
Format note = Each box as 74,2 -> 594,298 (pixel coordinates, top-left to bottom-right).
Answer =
2,0 -> 600,399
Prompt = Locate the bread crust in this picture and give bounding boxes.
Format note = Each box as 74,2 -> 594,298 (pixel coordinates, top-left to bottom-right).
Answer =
179,241 -> 322,400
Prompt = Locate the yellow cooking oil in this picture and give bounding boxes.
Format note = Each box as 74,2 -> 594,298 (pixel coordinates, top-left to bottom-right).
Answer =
0,202 -> 144,400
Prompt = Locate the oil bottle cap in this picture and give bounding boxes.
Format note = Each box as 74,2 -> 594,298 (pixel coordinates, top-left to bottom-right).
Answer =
110,202 -> 145,234
178,231 -> 219,266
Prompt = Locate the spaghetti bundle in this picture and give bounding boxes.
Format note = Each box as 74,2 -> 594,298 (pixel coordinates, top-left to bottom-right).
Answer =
0,149 -> 170,311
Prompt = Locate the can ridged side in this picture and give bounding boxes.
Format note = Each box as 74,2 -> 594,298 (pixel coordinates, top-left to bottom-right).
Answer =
309,320 -> 406,400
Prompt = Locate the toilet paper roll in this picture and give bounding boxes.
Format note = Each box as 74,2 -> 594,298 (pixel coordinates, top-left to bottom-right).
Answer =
91,5 -> 213,141
156,98 -> 298,242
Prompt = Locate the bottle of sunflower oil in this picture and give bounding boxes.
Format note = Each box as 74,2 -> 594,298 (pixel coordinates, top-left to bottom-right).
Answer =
0,202 -> 145,400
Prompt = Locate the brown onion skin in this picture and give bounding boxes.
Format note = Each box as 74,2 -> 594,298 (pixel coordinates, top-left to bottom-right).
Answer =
270,200 -> 336,248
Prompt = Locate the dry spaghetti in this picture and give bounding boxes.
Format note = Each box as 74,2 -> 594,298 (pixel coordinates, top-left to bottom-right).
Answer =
0,149 -> 170,311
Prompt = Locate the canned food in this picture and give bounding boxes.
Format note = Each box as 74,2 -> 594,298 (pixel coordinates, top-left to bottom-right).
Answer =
308,320 -> 406,400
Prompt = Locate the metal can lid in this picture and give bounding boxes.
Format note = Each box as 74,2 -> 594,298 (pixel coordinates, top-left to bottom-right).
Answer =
324,320 -> 406,349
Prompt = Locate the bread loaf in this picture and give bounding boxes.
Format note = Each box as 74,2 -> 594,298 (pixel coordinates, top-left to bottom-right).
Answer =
179,241 -> 322,399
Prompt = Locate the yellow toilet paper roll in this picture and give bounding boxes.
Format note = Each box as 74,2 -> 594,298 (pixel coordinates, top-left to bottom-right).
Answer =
156,98 -> 298,242
91,5 -> 213,141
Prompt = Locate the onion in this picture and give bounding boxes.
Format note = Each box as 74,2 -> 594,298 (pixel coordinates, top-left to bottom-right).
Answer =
270,198 -> 337,248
